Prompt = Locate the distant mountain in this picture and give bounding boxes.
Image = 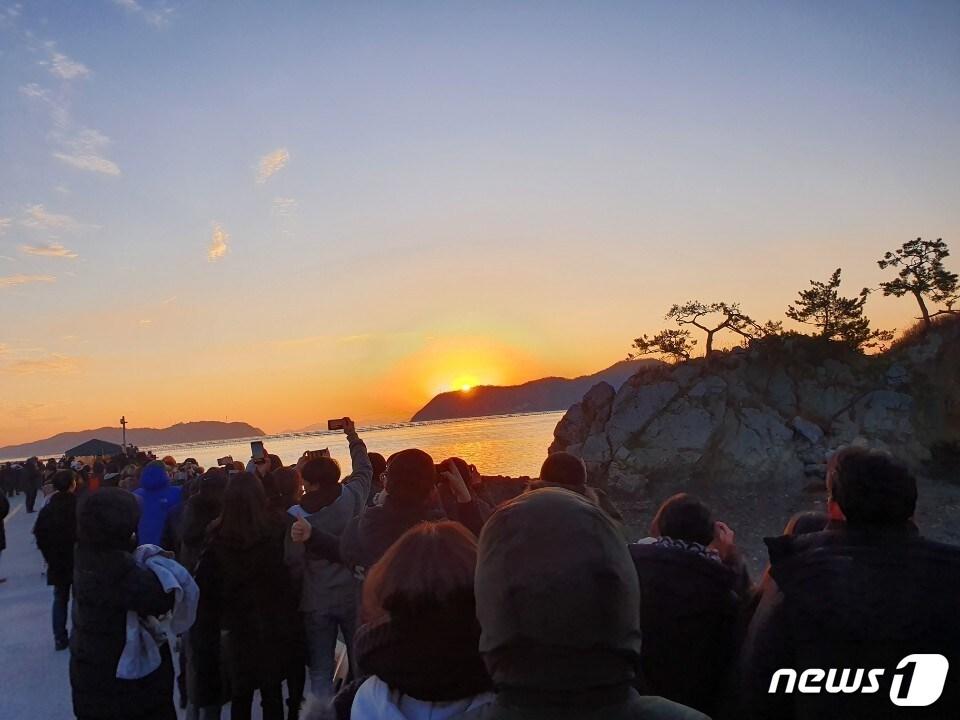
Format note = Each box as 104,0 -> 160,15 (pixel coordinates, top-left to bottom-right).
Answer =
410,360 -> 659,422
0,421 -> 265,460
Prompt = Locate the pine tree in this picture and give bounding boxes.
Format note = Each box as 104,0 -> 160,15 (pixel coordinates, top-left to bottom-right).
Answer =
877,237 -> 958,328
786,268 -> 892,349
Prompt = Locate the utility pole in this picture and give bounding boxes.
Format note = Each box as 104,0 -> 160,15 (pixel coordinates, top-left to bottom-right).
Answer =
120,415 -> 127,451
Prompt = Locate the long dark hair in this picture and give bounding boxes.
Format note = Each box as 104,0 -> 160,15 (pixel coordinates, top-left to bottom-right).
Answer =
208,472 -> 275,547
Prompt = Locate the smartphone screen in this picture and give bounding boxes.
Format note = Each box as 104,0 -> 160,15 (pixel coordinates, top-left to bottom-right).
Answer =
328,418 -> 345,431
251,440 -> 265,462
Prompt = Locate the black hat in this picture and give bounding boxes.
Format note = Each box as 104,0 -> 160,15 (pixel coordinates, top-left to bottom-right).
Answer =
77,488 -> 140,550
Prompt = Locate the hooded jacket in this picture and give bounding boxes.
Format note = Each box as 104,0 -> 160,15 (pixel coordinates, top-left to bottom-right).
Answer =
70,488 -> 176,720
133,463 -> 182,548
454,488 -> 707,720
287,431 -> 372,611
741,525 -> 960,720
629,540 -> 743,716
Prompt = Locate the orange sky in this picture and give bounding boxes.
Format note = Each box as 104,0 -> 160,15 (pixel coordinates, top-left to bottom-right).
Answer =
2,3 -> 959,447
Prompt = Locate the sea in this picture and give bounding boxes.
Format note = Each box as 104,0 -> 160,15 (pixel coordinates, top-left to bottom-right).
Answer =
146,411 -> 565,478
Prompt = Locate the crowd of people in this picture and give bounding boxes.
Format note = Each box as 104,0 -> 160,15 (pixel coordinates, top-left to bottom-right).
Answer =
5,422 -> 959,719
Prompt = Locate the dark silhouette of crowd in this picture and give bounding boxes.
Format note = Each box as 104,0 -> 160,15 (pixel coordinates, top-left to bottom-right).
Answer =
7,425 -> 959,719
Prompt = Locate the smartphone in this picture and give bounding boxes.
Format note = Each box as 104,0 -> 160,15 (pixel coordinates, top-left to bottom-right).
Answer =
216,455 -> 234,466
327,418 -> 346,431
251,441 -> 266,463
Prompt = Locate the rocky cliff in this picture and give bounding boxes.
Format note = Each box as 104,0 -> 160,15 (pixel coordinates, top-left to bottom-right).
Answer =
550,322 -> 960,494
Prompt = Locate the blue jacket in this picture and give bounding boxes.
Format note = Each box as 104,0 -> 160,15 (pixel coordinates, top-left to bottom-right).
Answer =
134,464 -> 182,547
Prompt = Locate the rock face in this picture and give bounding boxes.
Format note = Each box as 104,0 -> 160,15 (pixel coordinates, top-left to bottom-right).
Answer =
550,324 -> 960,493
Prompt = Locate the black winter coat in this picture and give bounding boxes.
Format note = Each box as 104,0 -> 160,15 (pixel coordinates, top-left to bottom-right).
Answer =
0,493 -> 8,551
70,545 -> 176,720
33,491 -> 78,586
741,526 -> 960,720
630,542 -> 745,717
192,518 -> 299,706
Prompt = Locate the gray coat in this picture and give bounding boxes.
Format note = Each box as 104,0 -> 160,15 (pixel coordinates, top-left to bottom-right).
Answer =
288,433 -> 372,612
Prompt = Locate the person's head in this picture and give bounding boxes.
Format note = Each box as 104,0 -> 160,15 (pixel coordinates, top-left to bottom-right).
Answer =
92,460 -> 105,476
362,520 -> 478,624
52,469 -> 76,493
650,493 -> 715,546
77,487 -> 140,550
358,520 -> 490,700
301,456 -> 341,492
140,460 -> 170,491
268,466 -> 301,510
211,472 -> 275,547
383,449 -> 437,507
827,448 -> 917,528
368,452 -> 387,488
539,452 -> 587,490
782,510 -> 828,536
162,455 -> 177,469
475,488 -> 641,697
198,467 -> 228,500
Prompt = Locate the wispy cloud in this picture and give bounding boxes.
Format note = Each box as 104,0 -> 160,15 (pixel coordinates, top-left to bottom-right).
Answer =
208,224 -> 229,261
0,217 -> 11,235
19,242 -> 78,259
257,148 -> 289,183
271,196 -> 297,217
139,319 -> 152,326
21,204 -> 88,232
19,82 -> 69,129
112,0 -> 174,28
3,353 -> 81,376
50,51 -> 89,79
53,128 -> 121,176
0,274 -> 56,289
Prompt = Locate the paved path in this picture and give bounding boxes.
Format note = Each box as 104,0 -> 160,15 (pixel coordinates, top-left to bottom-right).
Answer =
1,496 -> 75,719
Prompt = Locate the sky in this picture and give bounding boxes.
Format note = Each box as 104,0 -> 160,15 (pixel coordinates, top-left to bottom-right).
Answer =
1,1 -> 959,445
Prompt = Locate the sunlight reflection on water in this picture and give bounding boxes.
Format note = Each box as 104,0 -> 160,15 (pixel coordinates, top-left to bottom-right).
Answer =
149,412 -> 564,478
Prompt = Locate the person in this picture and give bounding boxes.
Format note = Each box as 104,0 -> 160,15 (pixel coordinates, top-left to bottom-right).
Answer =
324,521 -> 494,720
192,472 -> 300,720
33,469 -> 79,650
24,456 -> 42,512
177,469 -> 228,720
338,449 -> 483,580
366,452 -> 387,507
287,418 -> 372,702
741,449 -> 960,719
70,488 -> 177,720
436,457 -> 496,525
528,451 -> 624,527
629,493 -> 748,716
134,460 -> 183,548
451,487 -> 707,720
2,462 -> 13,497
0,491 -> 8,583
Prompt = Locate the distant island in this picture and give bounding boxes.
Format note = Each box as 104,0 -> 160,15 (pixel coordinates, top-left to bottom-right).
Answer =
410,360 -> 657,422
0,421 -> 265,460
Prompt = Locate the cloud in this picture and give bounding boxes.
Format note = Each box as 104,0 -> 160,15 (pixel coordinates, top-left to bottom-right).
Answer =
257,148 -> 289,183
0,217 -> 11,235
3,353 -> 81,376
112,0 -> 174,27
271,197 -> 297,217
0,274 -> 56,289
139,319 -> 152,326
208,224 -> 229,261
19,242 -> 78,259
21,204 -> 87,232
47,51 -> 90,80
53,128 -> 121,176
19,82 -> 70,129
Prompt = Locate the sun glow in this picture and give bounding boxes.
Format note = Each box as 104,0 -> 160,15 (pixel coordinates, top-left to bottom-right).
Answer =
460,384 -> 473,392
